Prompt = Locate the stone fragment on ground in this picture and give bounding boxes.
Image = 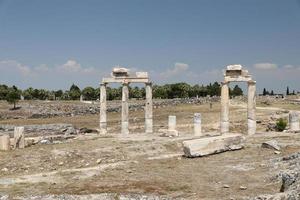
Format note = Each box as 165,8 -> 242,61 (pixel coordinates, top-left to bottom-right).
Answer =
182,133 -> 245,158
262,140 -> 281,151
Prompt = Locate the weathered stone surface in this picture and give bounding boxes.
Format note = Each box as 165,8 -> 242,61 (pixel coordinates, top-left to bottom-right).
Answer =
0,124 -> 76,137
183,133 -> 245,158
289,111 -> 299,131
145,83 -> 153,133
99,83 -> 107,134
0,135 -> 10,151
262,140 -> 281,151
247,81 -> 257,135
226,64 -> 242,71
13,126 -> 25,149
121,83 -> 129,135
194,113 -> 202,136
220,82 -> 229,134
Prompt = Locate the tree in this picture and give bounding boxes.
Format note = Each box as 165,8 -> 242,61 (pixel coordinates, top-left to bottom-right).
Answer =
69,84 -> 81,100
263,88 -> 267,96
271,90 -> 274,95
82,86 -> 96,100
0,84 -> 9,100
54,90 -> 63,100
231,85 -> 243,97
286,86 -> 290,96
6,86 -> 20,109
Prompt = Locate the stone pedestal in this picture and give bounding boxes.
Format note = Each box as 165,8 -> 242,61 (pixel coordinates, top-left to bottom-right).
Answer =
247,81 -> 256,135
220,82 -> 229,134
0,135 -> 10,151
289,111 -> 300,131
99,83 -> 107,134
14,126 -> 25,149
145,83 -> 153,133
121,83 -> 129,135
168,115 -> 178,136
194,113 -> 202,136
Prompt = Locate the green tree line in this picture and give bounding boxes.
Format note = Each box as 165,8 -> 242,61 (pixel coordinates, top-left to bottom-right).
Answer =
0,82 -> 244,103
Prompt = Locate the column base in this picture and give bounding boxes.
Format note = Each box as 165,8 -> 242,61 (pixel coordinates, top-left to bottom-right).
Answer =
247,119 -> 256,135
220,121 -> 229,134
145,118 -> 153,133
290,122 -> 300,132
194,124 -> 202,136
121,121 -> 129,135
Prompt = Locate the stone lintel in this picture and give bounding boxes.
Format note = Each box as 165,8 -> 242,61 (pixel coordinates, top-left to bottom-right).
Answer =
102,77 -> 150,84
224,76 -> 252,83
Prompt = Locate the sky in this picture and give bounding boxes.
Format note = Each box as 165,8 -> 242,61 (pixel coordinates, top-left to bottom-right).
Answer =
0,0 -> 299,93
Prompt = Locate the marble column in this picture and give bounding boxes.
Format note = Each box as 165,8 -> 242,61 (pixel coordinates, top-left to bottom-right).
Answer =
289,111 -> 300,131
99,83 -> 107,134
121,83 -> 129,135
194,113 -> 202,136
220,82 -> 229,134
247,81 -> 256,135
145,82 -> 153,133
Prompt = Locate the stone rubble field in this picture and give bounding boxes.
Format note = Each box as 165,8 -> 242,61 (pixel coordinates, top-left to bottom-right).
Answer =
0,96 -> 300,199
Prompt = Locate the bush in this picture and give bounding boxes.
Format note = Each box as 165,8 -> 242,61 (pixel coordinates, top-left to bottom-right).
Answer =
276,118 -> 287,132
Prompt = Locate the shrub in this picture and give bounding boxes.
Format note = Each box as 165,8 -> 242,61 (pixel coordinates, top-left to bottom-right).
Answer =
276,118 -> 287,132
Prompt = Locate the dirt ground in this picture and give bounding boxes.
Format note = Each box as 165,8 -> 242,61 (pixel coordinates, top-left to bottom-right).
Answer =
0,99 -> 300,199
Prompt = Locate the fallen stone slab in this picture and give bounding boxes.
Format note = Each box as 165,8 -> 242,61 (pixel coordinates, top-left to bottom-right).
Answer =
183,133 -> 245,158
262,140 -> 281,151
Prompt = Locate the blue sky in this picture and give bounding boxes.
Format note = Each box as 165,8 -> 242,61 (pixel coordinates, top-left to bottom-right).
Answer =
0,0 -> 299,93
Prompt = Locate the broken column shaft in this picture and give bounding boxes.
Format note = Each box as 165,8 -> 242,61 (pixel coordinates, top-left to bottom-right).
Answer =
194,113 -> 202,136
289,111 -> 300,131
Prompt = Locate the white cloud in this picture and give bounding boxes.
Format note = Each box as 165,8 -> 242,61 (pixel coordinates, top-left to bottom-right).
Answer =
253,63 -> 278,70
56,59 -> 97,74
283,64 -> 295,69
34,64 -> 50,72
0,60 -> 32,76
160,62 -> 189,78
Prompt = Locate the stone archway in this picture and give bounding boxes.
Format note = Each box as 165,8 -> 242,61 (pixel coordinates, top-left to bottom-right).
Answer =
99,68 -> 153,135
220,65 -> 256,135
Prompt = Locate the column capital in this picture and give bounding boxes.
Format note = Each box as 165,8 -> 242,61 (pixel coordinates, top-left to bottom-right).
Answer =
145,82 -> 152,86
221,81 -> 229,85
122,81 -> 129,86
248,80 -> 256,85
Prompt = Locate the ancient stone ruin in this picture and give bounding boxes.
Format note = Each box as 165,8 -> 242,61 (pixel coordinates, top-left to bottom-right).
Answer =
99,67 -> 153,135
220,64 -> 256,135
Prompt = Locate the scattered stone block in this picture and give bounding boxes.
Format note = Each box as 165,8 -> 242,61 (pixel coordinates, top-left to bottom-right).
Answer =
194,113 -> 202,136
183,133 -> 245,158
13,126 -> 25,149
0,134 -> 10,151
168,115 -> 178,136
262,140 -> 280,151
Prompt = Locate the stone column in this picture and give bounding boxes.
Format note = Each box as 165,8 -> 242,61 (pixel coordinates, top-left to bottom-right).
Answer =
289,111 -> 300,131
168,115 -> 178,136
0,135 -> 10,151
220,82 -> 229,134
121,83 -> 129,135
145,82 -> 153,133
247,81 -> 256,135
99,83 -> 107,134
194,113 -> 202,136
14,126 -> 25,149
